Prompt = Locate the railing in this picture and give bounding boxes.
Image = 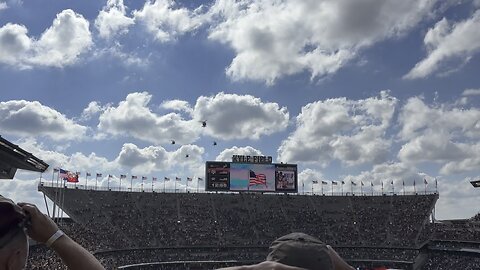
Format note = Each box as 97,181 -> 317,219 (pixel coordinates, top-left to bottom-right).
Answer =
38,181 -> 439,196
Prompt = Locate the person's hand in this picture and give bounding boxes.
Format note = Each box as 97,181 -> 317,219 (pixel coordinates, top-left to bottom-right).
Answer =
218,261 -> 307,270
17,202 -> 58,243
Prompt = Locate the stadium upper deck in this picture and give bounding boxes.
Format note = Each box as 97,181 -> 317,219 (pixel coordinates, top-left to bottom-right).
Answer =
39,183 -> 438,249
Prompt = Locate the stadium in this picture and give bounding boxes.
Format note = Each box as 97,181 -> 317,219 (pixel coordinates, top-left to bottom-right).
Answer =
1,137 -> 479,270
29,176 -> 479,269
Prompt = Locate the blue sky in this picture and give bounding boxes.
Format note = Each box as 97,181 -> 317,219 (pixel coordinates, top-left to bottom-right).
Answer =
1,0 -> 479,219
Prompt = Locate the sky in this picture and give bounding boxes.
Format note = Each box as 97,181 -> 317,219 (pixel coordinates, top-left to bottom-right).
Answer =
0,0 -> 479,220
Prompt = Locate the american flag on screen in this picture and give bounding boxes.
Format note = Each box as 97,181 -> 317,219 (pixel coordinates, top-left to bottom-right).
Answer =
249,170 -> 267,187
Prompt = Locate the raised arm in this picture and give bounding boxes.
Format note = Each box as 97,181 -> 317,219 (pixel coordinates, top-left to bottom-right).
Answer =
18,202 -> 105,270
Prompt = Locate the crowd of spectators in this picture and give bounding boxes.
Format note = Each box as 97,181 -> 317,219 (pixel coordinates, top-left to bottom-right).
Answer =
27,186 -> 479,269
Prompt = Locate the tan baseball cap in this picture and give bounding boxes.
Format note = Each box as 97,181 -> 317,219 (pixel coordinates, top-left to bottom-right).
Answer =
266,232 -> 333,270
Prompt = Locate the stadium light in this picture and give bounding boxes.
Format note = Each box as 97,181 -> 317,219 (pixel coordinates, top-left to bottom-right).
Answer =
470,180 -> 480,188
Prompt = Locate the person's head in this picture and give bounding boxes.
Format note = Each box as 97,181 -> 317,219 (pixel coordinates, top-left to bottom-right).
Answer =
266,232 -> 333,270
0,196 -> 29,270
266,232 -> 354,270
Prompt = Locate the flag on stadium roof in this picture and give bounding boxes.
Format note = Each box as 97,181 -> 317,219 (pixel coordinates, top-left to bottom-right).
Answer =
142,176 -> 147,180
86,172 -> 91,177
108,174 -> 113,178
66,171 -> 79,183
96,173 -> 102,177
152,177 -> 157,181
175,177 -> 181,181
424,178 -> 428,184
132,175 -> 137,179
341,181 -> 345,185
371,182 -> 373,186
351,181 -> 357,186
53,168 -> 59,172
198,177 -> 203,181
120,174 -> 126,179
59,169 -> 68,180
361,181 -> 364,186
332,181 -> 337,185
187,177 -> 192,181
322,181 -> 328,185
312,180 -> 318,184
390,180 -> 394,185
164,177 -> 170,181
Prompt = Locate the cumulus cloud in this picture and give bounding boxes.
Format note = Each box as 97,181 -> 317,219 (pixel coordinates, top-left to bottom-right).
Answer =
133,0 -> 205,42
397,97 -> 480,174
115,142 -> 204,174
278,91 -> 396,166
208,0 -> 436,84
215,146 -> 263,161
462,88 -> 480,96
405,10 -> 480,79
193,92 -> 289,140
0,23 -> 31,66
0,100 -> 87,141
95,0 -> 135,39
160,99 -> 193,114
0,9 -> 92,68
98,92 -> 199,145
0,2 -> 7,10
80,101 -> 107,121
98,92 -> 288,144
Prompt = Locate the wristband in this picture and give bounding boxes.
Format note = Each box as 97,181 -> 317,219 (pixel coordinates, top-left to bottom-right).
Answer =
45,230 -> 64,247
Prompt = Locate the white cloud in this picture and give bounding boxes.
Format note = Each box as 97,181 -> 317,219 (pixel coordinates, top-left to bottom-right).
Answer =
397,97 -> 480,174
80,101 -> 105,121
98,92 -> 289,144
133,0 -> 205,42
0,2 -> 7,10
215,146 -> 263,161
209,0 -> 437,84
193,92 -> 289,140
29,9 -> 93,67
462,88 -> 480,96
278,91 -> 396,166
0,9 -> 92,68
95,0 -> 135,39
115,142 -> 204,174
0,23 -> 31,66
98,92 -> 199,145
405,10 -> 480,79
160,99 -> 193,114
0,100 -> 87,141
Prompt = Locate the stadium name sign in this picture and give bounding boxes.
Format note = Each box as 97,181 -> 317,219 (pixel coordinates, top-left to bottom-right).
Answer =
232,155 -> 273,164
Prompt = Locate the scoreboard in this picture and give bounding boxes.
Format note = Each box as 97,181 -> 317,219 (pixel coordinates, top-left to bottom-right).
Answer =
205,161 -> 298,193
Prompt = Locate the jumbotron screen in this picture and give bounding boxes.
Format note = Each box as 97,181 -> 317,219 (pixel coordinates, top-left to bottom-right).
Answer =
205,161 -> 298,192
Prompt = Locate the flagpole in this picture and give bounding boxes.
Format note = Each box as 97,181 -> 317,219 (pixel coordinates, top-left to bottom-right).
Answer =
331,182 -> 333,196
371,182 -> 373,196
361,183 -> 363,195
152,177 -> 154,192
414,179 -> 416,194
341,181 -> 344,196
95,175 -> 98,190
186,178 -> 189,193
51,169 -> 55,187
351,182 -> 353,195
392,181 -> 394,194
164,178 -> 166,193
107,175 -> 110,190
403,181 -> 405,196
381,181 -> 384,195
85,173 -> 88,189
120,176 -> 122,191
197,178 -> 199,193
174,178 -> 177,193
435,178 -> 438,193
